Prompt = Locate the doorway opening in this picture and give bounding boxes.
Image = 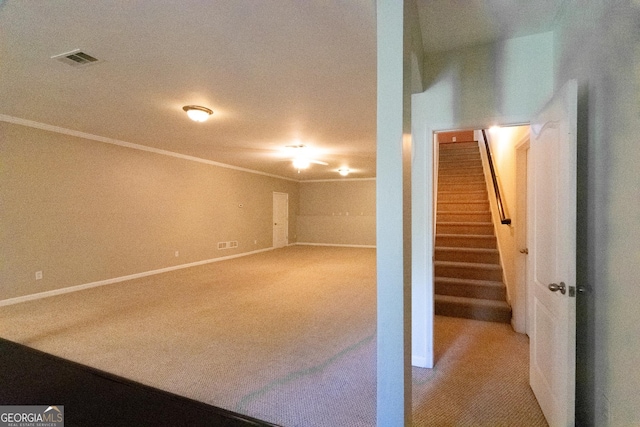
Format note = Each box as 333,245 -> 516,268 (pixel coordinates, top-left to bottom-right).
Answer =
433,125 -> 530,335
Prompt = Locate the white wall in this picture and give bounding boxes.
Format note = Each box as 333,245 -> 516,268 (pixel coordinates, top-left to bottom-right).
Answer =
376,0 -> 410,425
554,2 -> 640,425
421,32 -> 554,128
296,180 -> 375,247
476,126 -> 529,333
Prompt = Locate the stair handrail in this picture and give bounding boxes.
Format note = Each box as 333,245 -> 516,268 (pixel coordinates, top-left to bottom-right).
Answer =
481,129 -> 511,225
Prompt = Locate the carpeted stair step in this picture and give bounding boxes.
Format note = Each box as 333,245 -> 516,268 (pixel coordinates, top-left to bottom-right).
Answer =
435,247 -> 500,264
439,147 -> 479,155
439,148 -> 479,158
440,153 -> 479,159
439,141 -> 478,150
439,158 -> 482,166
438,181 -> 487,192
435,294 -> 512,323
440,156 -> 482,165
438,190 -> 487,201
438,201 -> 489,212
435,140 -> 511,324
435,276 -> 507,300
436,222 -> 494,235
439,158 -> 481,168
435,260 -> 503,281
439,166 -> 485,176
439,158 -> 481,166
439,177 -> 486,187
437,211 -> 492,222
436,234 -> 497,249
438,174 -> 486,185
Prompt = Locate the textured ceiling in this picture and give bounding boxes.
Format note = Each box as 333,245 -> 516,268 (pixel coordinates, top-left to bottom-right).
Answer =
0,1 -> 563,180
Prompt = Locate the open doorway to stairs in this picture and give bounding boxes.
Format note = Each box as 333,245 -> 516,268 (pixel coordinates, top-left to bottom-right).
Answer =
410,125 -> 547,424
411,80 -> 578,426
433,126 -> 531,334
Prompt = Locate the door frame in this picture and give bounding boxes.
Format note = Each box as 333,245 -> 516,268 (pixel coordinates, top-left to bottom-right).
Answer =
411,111 -> 530,369
514,137 -> 530,334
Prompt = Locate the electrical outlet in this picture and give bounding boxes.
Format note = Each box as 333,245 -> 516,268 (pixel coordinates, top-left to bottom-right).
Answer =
175,251 -> 179,257
35,271 -> 43,280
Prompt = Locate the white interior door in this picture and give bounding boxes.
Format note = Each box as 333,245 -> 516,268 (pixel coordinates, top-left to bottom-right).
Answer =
528,80 -> 577,427
272,192 -> 288,248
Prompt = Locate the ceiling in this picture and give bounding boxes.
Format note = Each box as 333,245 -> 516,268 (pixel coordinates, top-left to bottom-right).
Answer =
0,1 -> 564,181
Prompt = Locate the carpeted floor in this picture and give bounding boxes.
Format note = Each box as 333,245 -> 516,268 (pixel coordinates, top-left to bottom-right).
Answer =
0,338 -> 279,427
0,246 -> 546,426
414,316 -> 548,426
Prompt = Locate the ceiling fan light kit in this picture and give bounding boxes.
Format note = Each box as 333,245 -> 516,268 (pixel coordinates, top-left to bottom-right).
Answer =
183,105 -> 213,122
292,158 -> 311,170
283,143 -> 329,172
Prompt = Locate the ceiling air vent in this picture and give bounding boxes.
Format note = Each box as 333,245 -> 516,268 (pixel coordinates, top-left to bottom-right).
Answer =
51,49 -> 101,67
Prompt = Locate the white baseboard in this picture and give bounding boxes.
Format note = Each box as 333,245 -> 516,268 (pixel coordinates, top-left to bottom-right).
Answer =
0,247 -> 275,307
294,242 -> 376,249
412,355 -> 433,369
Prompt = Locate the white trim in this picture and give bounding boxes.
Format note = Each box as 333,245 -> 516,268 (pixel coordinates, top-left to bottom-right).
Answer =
513,135 -> 531,335
0,114 -> 297,182
294,242 -> 376,249
412,355 -> 429,368
0,247 -> 275,307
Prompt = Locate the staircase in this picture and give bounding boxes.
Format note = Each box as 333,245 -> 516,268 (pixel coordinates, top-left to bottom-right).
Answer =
435,141 -> 511,323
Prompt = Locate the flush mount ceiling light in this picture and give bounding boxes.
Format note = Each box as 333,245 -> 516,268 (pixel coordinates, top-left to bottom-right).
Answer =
182,105 -> 213,122
338,168 -> 350,176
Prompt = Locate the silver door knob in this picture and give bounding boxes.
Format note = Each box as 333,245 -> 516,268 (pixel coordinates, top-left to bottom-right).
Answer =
548,282 -> 566,295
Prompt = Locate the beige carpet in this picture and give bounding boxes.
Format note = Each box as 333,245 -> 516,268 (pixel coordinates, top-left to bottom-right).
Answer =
0,246 -> 546,426
414,316 -> 548,426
